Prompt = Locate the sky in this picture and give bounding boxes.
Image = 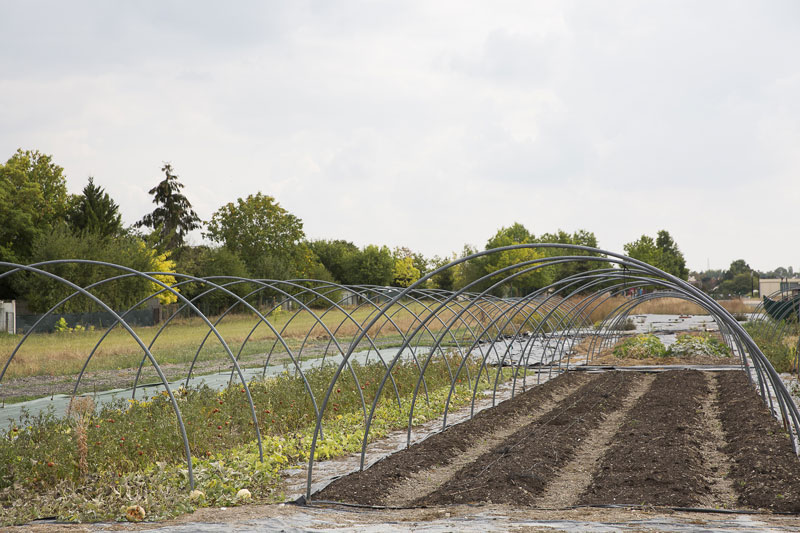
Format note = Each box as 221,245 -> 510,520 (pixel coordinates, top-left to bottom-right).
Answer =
1,0 -> 798,273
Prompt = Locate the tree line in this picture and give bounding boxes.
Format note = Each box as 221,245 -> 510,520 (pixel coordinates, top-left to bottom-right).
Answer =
6,147 -> 779,314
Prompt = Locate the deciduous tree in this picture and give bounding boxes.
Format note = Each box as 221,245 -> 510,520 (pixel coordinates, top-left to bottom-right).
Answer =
205,192 -> 305,279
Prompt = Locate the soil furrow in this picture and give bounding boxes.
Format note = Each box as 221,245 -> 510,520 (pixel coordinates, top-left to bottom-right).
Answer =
578,370 -> 712,507
696,373 -> 738,509
415,371 -> 640,506
716,370 -> 800,512
534,373 -> 656,508
386,373 -> 603,506
316,371 -> 594,505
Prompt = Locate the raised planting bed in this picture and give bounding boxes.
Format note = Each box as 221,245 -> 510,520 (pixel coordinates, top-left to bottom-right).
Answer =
716,371 -> 800,512
315,369 -> 800,512
578,370 -> 713,507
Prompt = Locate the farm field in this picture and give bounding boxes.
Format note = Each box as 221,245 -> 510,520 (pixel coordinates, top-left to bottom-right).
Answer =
318,369 -> 800,512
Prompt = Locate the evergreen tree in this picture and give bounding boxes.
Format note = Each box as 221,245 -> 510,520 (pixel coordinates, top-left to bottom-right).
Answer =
136,163 -> 201,249
68,177 -> 123,237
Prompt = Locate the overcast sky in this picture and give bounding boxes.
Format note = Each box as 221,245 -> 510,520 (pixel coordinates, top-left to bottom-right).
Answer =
2,1 -> 798,272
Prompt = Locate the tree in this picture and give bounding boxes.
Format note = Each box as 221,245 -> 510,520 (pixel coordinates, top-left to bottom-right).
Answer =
717,259 -> 756,297
539,229 -> 608,288
0,149 -> 70,263
175,245 -> 252,316
655,230 -> 688,279
481,223 -> 552,295
623,230 -> 688,280
725,259 -> 751,280
205,192 -> 305,279
430,254 -> 456,291
136,163 -> 201,249
393,256 -> 421,287
352,245 -> 394,286
12,228 -> 178,312
308,239 -> 360,284
68,177 -> 123,237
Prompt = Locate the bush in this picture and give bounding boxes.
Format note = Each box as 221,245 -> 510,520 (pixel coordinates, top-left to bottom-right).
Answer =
613,334 -> 667,359
668,333 -> 731,358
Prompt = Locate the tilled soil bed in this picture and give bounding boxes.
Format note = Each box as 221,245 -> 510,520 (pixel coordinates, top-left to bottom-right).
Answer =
316,369 -> 800,512
578,370 -> 712,506
716,371 -> 800,512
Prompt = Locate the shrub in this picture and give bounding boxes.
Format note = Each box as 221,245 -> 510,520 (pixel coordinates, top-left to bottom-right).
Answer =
613,334 -> 667,359
668,333 -> 731,358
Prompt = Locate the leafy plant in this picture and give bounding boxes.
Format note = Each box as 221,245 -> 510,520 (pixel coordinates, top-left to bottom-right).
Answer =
613,334 -> 668,359
668,333 -> 731,358
0,355 -> 510,525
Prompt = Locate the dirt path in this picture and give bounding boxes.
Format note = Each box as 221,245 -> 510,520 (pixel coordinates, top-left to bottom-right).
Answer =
316,371 -> 594,505
316,368 -> 800,513
389,373 -> 598,505
696,372 -> 739,509
534,373 -> 655,508
579,370 -> 713,506
417,372 -> 639,506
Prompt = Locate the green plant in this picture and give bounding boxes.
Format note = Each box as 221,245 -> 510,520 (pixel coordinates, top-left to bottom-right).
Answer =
0,355 -> 511,524
744,321 -> 797,373
613,334 -> 667,359
53,317 -> 71,333
668,333 -> 731,358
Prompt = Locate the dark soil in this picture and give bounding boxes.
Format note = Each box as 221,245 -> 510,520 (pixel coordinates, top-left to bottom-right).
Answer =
314,369 -> 800,512
578,370 -> 712,507
716,371 -> 800,512
418,371 -> 639,506
316,371 -> 594,505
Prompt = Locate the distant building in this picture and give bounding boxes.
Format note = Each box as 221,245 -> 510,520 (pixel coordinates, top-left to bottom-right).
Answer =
759,278 -> 800,298
0,300 -> 15,334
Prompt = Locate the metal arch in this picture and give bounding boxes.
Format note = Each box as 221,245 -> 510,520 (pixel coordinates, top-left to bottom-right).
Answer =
47,268 -> 268,462
303,243 -> 797,499
4,243 -> 798,502
0,261 -> 197,489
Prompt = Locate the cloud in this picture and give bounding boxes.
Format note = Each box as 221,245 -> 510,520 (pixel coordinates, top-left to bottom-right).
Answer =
1,0 -> 798,272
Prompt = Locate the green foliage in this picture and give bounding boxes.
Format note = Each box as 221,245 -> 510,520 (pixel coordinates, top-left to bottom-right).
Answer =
716,259 -> 757,296
0,149 -> 71,300
12,228 -> 171,313
0,356 -> 505,524
392,256 -> 421,287
205,192 -> 304,280
613,334 -> 668,359
539,229 -> 609,289
669,333 -> 731,358
623,230 -> 688,280
744,321 -> 797,373
308,239 -> 359,284
67,177 -> 123,237
291,242 -> 334,283
173,245 -> 254,316
352,245 -> 394,286
136,163 -> 202,250
429,254 -> 456,291
613,333 -> 732,359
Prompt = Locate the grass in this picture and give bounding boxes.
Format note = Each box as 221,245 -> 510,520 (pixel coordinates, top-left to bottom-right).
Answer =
0,302 -> 452,379
0,299 -> 559,385
586,296 -> 754,323
745,320 -> 799,374
0,354 -> 512,524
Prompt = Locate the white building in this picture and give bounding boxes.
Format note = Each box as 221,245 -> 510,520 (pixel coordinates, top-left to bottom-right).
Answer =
759,278 -> 800,298
0,300 -> 15,334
